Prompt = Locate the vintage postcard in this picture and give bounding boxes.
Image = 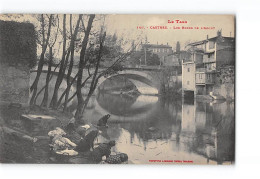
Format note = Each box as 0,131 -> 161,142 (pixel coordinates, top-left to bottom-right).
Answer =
0,14 -> 235,164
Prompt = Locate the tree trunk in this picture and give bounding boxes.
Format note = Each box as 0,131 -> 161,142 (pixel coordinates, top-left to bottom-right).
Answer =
49,14 -> 67,109
41,46 -> 53,107
75,14 -> 95,121
63,15 -> 82,112
79,32 -> 106,118
30,14 -> 53,105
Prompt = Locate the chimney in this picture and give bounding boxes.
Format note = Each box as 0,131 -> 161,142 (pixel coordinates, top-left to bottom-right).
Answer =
167,42 -> 168,45
207,35 -> 208,39
217,30 -> 222,37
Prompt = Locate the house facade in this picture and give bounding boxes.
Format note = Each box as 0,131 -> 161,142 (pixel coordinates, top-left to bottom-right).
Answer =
137,43 -> 173,66
163,51 -> 191,67
182,30 -> 235,98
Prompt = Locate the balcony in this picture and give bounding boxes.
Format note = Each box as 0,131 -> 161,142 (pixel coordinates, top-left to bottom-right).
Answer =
203,56 -> 215,63
195,72 -> 215,85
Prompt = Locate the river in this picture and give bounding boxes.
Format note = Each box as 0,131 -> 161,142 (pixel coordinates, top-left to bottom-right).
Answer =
79,92 -> 235,164
1,74 -> 234,164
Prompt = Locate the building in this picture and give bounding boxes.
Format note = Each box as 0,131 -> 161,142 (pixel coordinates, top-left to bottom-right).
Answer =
163,51 -> 191,67
182,30 -> 235,98
137,42 -> 173,66
163,54 -> 180,66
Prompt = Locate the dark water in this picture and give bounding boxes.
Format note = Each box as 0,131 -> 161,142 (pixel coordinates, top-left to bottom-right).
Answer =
0,90 -> 234,164
83,93 -> 235,164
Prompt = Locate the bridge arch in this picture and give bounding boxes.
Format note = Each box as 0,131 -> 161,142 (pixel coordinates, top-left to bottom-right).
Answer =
96,70 -> 159,95
30,67 -> 161,95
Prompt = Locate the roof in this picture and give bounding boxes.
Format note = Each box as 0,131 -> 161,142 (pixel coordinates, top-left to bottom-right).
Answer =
187,36 -> 234,47
187,47 -> 204,53
142,44 -> 172,48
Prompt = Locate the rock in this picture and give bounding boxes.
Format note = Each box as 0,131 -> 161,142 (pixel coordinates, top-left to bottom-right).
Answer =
1,126 -> 38,143
8,103 -> 22,109
148,127 -> 157,131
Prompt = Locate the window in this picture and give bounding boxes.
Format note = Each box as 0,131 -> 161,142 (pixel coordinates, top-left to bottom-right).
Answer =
187,68 -> 190,72
209,41 -> 215,49
187,81 -> 190,85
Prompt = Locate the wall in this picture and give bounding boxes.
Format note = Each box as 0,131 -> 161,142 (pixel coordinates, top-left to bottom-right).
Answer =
216,48 -> 235,68
216,37 -> 235,68
194,53 -> 204,64
163,54 -> 180,66
0,20 -> 36,105
182,62 -> 196,92
213,66 -> 235,100
0,64 -> 30,104
196,85 -> 206,95
151,47 -> 173,59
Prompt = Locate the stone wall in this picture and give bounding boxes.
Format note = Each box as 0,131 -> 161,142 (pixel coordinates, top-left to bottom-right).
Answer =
213,66 -> 235,100
0,20 -> 36,105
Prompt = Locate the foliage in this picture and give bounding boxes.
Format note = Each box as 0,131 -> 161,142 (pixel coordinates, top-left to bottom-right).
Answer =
0,20 -> 37,69
125,50 -> 160,67
176,41 -> 180,52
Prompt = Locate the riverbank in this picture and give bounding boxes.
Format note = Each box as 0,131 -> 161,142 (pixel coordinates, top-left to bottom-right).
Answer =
0,103 -> 73,163
0,103 -> 130,164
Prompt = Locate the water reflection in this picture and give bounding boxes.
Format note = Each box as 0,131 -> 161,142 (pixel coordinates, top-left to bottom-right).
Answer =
87,93 -> 234,164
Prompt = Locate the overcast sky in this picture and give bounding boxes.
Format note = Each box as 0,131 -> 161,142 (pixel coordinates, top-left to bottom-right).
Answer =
105,14 -> 235,50
0,14 -> 235,56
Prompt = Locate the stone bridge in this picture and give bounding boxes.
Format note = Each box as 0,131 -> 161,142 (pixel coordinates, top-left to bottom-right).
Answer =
30,65 -> 181,95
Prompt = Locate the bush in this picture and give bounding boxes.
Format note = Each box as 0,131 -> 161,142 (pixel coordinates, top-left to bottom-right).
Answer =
0,20 -> 37,69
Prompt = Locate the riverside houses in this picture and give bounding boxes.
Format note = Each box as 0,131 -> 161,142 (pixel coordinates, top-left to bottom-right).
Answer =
182,30 -> 235,98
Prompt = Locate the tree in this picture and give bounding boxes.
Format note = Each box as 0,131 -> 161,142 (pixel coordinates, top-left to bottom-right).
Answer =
125,50 -> 160,67
41,15 -> 59,107
49,15 -> 68,109
26,14 -> 139,125
30,14 -> 53,105
145,52 -> 160,66
176,41 -> 180,53
74,14 -> 96,122
60,14 -> 83,111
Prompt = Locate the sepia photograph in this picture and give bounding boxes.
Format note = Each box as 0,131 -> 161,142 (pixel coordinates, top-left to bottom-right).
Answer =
0,14 -> 235,164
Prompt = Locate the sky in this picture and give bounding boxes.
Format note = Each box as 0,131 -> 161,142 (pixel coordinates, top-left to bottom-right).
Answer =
105,14 -> 235,50
0,14 -> 235,56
